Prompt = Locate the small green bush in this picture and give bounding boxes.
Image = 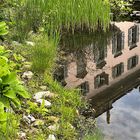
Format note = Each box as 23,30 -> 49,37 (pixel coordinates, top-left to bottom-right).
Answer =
0,46 -> 30,136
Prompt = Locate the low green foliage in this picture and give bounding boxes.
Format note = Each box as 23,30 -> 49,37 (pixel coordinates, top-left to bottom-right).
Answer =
26,100 -> 49,116
30,34 -> 59,73
7,0 -> 110,41
0,113 -> 20,140
0,46 -> 30,136
83,132 -> 103,140
45,74 -> 83,139
25,0 -> 110,32
0,22 -> 8,36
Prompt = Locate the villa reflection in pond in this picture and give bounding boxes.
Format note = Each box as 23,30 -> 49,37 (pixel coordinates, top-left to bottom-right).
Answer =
54,21 -> 140,140
54,21 -> 140,115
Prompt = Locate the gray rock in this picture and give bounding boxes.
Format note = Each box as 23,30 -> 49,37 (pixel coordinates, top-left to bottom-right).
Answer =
36,99 -> 51,107
136,13 -> 140,16
133,11 -> 140,14
23,115 -> 31,124
18,132 -> 26,139
23,115 -> 35,124
47,134 -> 56,140
33,91 -> 55,100
27,115 -> 36,122
22,71 -> 33,79
33,91 -> 47,100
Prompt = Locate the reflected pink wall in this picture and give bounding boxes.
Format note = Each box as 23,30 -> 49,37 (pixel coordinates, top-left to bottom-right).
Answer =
64,22 -> 140,97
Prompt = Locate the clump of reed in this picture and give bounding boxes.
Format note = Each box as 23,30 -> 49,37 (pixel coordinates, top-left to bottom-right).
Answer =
30,34 -> 59,73
45,0 -> 110,32
15,0 -> 110,39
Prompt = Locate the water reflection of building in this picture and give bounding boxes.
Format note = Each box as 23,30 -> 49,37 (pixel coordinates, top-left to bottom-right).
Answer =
54,22 -> 140,121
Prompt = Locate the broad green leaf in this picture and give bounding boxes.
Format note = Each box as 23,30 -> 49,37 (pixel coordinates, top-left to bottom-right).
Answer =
0,66 -> 10,77
0,56 -> 8,65
2,72 -> 18,84
11,98 -> 21,107
4,89 -> 17,99
0,112 -> 7,122
0,97 -> 10,108
0,21 -> 8,36
0,46 -> 4,53
15,84 -> 30,98
0,22 -> 6,28
0,101 -> 4,112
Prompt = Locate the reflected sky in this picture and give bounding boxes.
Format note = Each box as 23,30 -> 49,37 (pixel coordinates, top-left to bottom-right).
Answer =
97,88 -> 140,140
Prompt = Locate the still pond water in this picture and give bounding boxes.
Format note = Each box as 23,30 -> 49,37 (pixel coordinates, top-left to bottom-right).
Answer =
55,21 -> 140,140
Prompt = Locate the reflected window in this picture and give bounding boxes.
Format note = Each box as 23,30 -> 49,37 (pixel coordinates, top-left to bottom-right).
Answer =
128,55 -> 139,70
94,72 -> 109,89
78,81 -> 89,96
112,32 -> 124,57
128,25 -> 139,49
112,62 -> 124,78
76,57 -> 87,79
53,64 -> 68,82
94,46 -> 107,64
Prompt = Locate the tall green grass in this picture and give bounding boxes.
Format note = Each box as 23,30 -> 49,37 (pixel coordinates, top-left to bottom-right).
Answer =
30,34 -> 59,73
13,0 -> 110,41
44,0 -> 110,32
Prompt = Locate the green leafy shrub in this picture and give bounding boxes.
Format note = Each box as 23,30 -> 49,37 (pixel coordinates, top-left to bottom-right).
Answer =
0,21 -> 8,36
0,46 -> 30,135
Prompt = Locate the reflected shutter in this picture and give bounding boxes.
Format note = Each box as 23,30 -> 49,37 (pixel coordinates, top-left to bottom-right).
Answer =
128,28 -> 132,46
94,46 -> 99,62
136,55 -> 139,65
128,58 -> 132,70
94,76 -> 98,88
112,34 -> 116,54
121,63 -> 124,73
136,25 -> 139,43
104,46 -> 107,58
121,32 -> 125,49
85,81 -> 89,93
112,67 -> 116,78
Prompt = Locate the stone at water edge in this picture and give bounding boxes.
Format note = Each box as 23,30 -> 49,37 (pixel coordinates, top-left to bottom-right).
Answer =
22,71 -> 33,79
23,115 -> 36,124
47,134 -> 56,140
18,132 -> 26,139
33,92 -> 47,100
36,99 -> 51,107
33,91 -> 56,100
27,115 -> 36,122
